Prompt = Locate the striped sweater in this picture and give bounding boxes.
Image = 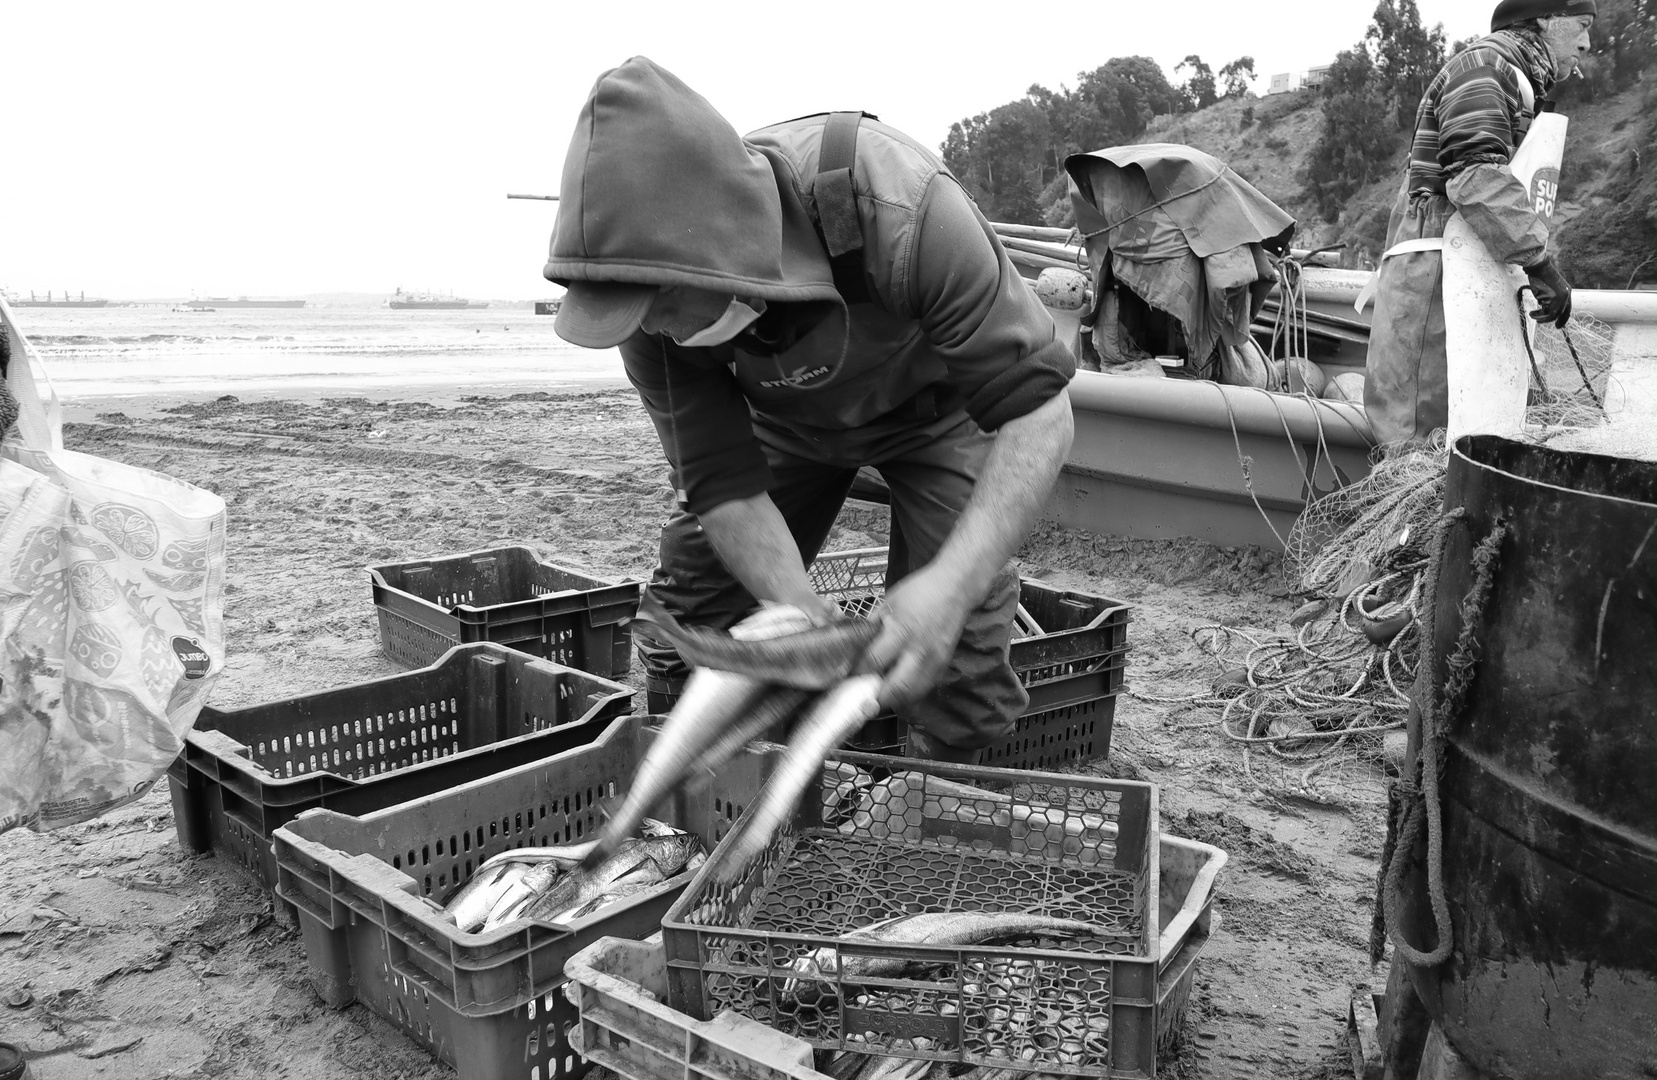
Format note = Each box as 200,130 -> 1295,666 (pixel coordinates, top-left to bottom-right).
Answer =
1407,29 -> 1558,195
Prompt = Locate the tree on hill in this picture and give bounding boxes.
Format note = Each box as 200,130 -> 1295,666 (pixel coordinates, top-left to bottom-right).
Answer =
1073,56 -> 1186,143
1302,47 -> 1400,222
1366,0 -> 1448,130
1220,57 -> 1258,99
1556,102 -> 1657,288
941,99 -> 1051,223
1177,55 -> 1219,110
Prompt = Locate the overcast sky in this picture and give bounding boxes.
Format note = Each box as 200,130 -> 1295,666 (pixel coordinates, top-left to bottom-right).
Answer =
6,0 -> 1504,301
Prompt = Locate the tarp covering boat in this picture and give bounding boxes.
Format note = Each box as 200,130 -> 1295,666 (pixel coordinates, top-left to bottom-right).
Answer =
1066,144 -> 1296,377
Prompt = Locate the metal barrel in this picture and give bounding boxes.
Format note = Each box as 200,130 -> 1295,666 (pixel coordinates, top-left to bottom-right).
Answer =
1401,434 -> 1657,1076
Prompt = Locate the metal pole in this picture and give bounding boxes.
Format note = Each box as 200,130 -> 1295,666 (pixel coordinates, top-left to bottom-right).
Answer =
506,194 -> 559,201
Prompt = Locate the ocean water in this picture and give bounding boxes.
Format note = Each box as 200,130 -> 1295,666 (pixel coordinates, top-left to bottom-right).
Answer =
9,302 -> 627,403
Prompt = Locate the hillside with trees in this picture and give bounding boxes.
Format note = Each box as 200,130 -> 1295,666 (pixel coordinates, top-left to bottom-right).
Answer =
941,0 -> 1656,287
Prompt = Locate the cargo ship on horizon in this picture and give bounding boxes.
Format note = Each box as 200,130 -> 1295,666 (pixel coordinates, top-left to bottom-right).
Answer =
388,287 -> 489,310
185,296 -> 306,309
8,290 -> 109,308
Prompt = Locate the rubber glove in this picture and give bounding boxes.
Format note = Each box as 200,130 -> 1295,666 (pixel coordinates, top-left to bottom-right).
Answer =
1524,256 -> 1573,328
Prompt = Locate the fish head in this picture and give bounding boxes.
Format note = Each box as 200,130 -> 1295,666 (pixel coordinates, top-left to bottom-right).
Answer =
780,947 -> 838,997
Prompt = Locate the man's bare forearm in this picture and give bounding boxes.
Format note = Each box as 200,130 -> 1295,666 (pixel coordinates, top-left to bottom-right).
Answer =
932,389 -> 1074,598
695,494 -> 832,619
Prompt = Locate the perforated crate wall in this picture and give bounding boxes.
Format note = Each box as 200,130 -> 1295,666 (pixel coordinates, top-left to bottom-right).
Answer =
168,643 -> 634,895
370,546 -> 641,675
806,550 -> 1133,766
274,717 -> 782,1080
664,753 -> 1165,1078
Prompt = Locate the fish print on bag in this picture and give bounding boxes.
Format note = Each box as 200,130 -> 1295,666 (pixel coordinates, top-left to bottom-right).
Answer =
167,594 -> 207,636
146,568 -> 207,593
17,572 -> 69,660
8,526 -> 59,590
59,527 -> 119,562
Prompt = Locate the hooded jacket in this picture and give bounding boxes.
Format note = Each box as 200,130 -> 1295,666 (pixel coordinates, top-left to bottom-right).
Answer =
545,58 -> 1073,514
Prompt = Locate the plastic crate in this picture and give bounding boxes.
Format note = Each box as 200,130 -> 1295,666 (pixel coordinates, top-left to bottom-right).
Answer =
662,753 -> 1170,1078
807,549 -> 1133,768
272,715 -> 784,1080
846,659 -> 1127,772
808,548 -> 1132,697
564,837 -> 1224,1080
370,546 -> 642,675
168,643 -> 635,896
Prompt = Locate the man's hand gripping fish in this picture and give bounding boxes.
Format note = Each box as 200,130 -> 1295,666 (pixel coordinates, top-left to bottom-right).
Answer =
581,600 -> 877,871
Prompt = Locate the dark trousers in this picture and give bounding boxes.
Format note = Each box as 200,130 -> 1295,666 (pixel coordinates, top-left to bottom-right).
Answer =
636,414 -> 1026,754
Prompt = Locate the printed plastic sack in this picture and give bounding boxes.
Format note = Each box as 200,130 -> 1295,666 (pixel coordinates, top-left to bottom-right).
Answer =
0,298 -> 227,833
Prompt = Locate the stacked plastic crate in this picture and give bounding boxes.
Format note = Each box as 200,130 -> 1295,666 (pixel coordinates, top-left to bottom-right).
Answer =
807,549 -> 1133,770
205,540 -> 1224,1079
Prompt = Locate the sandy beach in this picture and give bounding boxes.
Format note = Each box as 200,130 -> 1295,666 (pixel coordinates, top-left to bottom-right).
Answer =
0,383 -> 1380,1080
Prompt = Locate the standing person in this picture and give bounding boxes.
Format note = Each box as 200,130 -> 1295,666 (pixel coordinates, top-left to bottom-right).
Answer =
1364,0 -> 1593,446
545,57 -> 1076,764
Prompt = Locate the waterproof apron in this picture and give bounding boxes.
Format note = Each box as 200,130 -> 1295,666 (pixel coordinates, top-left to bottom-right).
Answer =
1360,64 -> 1538,446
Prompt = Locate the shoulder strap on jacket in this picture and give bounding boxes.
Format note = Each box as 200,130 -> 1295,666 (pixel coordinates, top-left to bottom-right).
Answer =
1496,55 -> 1536,117
813,111 -> 878,305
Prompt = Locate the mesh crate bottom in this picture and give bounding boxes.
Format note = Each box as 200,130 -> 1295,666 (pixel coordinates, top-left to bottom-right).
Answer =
747,833 -> 1143,942
687,833 -> 1147,1071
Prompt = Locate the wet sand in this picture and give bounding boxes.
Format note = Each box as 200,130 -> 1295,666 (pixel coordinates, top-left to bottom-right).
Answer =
0,386 -> 1380,1080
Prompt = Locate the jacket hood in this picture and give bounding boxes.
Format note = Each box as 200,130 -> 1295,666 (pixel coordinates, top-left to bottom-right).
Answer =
544,57 -> 843,308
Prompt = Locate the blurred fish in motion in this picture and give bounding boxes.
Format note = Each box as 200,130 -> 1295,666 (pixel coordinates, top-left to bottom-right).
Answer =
584,603 -> 819,870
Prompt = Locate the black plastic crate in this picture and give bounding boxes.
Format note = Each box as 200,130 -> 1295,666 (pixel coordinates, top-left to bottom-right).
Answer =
168,643 -> 634,895
663,753 -> 1163,1077
273,715 -> 782,1080
809,549 -> 1132,766
370,546 -> 641,675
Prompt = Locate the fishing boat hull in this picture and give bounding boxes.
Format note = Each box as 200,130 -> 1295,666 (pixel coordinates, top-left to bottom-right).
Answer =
1054,372 -> 1373,550
1025,264 -> 1657,551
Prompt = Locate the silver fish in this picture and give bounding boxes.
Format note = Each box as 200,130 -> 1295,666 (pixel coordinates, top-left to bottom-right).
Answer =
475,841 -> 595,875
517,831 -> 704,927
786,911 -> 1113,990
548,850 -> 707,922
444,861 -> 532,933
856,1058 -> 934,1080
628,598 -> 878,690
584,606 -> 814,870
716,674 -> 884,884
481,858 -> 564,929
680,685 -> 813,788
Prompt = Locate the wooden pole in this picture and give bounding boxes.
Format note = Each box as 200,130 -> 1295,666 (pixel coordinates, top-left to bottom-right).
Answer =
999,236 -> 1085,264
989,222 -> 1076,243
1005,249 -> 1079,273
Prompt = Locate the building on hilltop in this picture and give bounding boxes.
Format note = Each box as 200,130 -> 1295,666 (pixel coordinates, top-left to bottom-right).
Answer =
1265,64 -> 1332,95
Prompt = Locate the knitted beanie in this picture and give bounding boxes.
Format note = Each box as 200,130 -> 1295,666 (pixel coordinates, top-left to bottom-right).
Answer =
1492,0 -> 1596,30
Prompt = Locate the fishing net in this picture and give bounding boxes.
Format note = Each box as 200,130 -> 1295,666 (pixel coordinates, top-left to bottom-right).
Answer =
1524,311 -> 1657,461
1142,304 -> 1641,808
